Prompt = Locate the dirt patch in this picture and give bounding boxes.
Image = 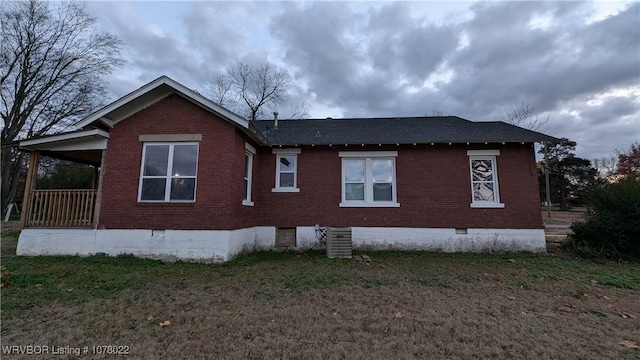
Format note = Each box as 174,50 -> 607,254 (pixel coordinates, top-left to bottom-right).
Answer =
1,252 -> 639,359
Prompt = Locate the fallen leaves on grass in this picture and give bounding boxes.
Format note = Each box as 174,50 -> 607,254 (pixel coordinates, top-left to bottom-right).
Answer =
0,266 -> 12,278
66,288 -> 73,293
394,312 -> 405,319
558,304 -> 574,312
2,281 -> 10,288
330,308 -> 338,316
618,340 -> 639,349
159,320 -> 171,327
147,315 -> 155,321
507,296 -> 516,301
619,312 -> 636,319
508,259 -> 516,263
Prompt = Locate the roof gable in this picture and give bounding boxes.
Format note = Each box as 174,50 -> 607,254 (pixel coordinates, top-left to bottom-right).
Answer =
75,76 -> 249,130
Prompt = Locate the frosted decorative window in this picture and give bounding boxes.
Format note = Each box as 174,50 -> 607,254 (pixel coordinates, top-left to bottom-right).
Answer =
471,159 -> 496,202
467,151 -> 504,208
139,143 -> 198,202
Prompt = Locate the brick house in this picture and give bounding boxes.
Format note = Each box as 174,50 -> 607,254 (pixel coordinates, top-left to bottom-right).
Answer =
16,76 -> 559,261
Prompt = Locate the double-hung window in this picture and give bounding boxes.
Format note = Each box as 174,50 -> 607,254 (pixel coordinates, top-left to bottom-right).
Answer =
272,148 -> 301,192
243,143 -> 256,206
467,150 -> 504,208
139,142 -> 198,202
339,151 -> 399,207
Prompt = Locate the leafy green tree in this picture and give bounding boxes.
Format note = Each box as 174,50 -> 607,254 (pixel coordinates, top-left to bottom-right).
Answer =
570,177 -> 640,260
539,139 -> 598,210
36,158 -> 94,190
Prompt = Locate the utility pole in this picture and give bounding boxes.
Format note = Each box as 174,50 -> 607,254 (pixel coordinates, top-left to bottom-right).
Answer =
544,142 -> 552,218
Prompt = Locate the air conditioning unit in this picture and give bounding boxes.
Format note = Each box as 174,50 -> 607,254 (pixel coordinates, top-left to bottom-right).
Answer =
326,227 -> 352,259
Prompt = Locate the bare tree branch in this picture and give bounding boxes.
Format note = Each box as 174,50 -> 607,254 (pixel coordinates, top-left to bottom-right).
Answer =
210,59 -> 304,120
208,74 -> 235,109
503,103 -> 549,131
0,0 -> 123,207
287,101 -> 310,120
592,156 -> 618,178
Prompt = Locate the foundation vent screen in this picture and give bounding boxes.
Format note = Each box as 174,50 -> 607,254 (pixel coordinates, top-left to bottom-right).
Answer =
326,227 -> 352,259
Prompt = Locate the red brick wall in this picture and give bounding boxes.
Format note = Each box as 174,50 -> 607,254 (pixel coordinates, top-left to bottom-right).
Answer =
254,144 -> 543,229
98,95 -> 542,230
98,94 -> 258,230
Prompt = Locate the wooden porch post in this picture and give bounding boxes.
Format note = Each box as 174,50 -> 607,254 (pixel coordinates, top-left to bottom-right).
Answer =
92,149 -> 107,228
91,165 -> 99,189
19,151 -> 39,229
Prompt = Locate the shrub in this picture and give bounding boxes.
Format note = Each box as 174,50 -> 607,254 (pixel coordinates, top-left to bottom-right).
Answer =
568,177 -> 640,260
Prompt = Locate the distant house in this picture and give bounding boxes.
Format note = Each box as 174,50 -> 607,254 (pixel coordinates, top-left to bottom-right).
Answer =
16,76 -> 559,261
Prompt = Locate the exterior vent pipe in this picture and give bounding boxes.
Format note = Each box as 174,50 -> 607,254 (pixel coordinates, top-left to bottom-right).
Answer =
273,111 -> 279,129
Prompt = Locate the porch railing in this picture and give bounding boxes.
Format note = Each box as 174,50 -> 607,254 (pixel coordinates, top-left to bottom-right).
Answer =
26,190 -> 97,227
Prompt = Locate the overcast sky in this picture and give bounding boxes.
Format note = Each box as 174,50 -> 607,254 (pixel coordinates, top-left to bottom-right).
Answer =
84,0 -> 640,160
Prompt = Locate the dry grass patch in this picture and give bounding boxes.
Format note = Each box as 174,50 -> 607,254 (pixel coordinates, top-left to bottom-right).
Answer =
541,209 -> 586,226
2,251 -> 639,359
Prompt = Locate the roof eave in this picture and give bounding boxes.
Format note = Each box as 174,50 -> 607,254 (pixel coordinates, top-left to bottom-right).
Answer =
268,139 -> 554,147
18,129 -> 110,152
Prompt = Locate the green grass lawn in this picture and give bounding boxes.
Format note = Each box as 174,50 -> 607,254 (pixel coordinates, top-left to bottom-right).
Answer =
2,250 -> 639,359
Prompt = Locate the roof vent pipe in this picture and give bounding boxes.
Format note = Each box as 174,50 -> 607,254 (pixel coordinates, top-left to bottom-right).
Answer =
273,111 -> 279,129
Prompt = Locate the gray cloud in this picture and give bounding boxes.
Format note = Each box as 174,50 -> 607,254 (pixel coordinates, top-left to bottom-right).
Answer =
84,1 -> 638,160
444,2 -> 639,116
270,1 -> 639,158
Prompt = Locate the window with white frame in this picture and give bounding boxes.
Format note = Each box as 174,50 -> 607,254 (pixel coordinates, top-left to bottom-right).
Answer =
243,143 -> 256,206
139,143 -> 198,202
339,151 -> 399,207
467,150 -> 504,208
272,148 -> 301,192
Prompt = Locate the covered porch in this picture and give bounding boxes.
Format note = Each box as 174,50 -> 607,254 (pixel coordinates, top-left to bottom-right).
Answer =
18,129 -> 109,229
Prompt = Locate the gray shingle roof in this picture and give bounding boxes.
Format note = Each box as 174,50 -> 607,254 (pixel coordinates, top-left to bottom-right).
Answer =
250,116 -> 560,146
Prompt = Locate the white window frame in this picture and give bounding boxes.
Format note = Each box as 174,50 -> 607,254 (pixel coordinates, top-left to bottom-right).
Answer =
339,151 -> 399,207
138,142 -> 199,203
243,143 -> 256,206
272,148 -> 301,192
467,150 -> 504,208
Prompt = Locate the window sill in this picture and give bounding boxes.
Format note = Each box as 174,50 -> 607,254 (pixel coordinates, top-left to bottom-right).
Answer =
272,187 -> 300,193
137,201 -> 195,205
339,202 -> 400,208
470,202 -> 505,208
242,200 -> 254,207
